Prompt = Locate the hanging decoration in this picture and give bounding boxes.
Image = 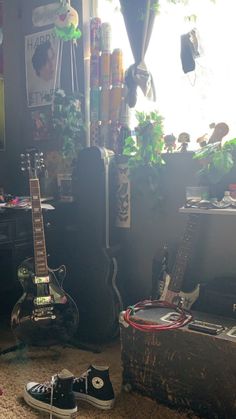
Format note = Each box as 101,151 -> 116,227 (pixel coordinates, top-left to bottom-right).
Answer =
54,0 -> 81,41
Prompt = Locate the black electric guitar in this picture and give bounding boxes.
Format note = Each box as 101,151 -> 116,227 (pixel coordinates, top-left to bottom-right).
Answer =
160,214 -> 200,309
73,146 -> 123,342
11,151 -> 79,346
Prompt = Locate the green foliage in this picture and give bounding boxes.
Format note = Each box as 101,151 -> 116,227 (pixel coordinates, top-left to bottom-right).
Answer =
193,139 -> 236,184
123,110 -> 165,208
123,110 -> 165,169
46,89 -> 85,160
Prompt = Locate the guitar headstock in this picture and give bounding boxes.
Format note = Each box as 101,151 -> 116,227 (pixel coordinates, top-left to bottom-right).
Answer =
208,122 -> 229,144
20,149 -> 45,179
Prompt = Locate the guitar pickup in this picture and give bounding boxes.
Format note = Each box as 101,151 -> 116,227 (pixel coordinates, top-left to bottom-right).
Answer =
34,296 -> 53,306
34,275 -> 50,284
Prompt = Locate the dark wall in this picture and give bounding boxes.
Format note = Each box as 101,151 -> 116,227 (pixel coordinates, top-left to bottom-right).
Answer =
0,0 -> 85,195
1,2 -> 236,307
0,1 -> 25,192
119,152 -> 236,304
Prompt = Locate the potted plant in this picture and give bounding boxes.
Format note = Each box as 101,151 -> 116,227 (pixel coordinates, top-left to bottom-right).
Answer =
122,110 -> 165,207
193,138 -> 236,198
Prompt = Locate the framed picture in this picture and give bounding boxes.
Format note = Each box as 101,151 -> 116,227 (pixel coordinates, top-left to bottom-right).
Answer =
25,28 -> 60,108
31,107 -> 52,141
57,174 -> 73,202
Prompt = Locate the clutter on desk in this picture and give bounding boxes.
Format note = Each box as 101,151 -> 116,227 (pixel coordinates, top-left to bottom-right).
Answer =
185,185 -> 236,209
0,195 -> 54,210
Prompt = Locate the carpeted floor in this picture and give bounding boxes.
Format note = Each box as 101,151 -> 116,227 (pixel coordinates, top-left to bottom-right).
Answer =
0,319 -> 198,419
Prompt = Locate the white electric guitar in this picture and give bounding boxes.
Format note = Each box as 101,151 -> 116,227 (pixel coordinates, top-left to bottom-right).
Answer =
160,214 -> 200,310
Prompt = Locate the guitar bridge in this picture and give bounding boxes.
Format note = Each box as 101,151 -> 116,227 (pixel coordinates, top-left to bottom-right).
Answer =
33,306 -> 56,321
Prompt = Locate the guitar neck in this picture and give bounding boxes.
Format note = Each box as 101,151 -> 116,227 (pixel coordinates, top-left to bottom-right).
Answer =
29,178 -> 48,277
169,214 -> 200,292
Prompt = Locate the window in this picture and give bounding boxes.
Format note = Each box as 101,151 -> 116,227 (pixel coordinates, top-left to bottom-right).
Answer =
97,0 -> 236,149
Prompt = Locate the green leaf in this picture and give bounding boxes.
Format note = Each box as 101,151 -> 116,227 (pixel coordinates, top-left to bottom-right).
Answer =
212,150 -> 234,173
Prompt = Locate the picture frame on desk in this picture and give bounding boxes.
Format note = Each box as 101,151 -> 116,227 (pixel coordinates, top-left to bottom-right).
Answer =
57,174 -> 73,202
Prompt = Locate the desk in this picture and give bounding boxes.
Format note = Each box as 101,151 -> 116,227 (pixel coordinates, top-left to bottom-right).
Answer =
179,206 -> 236,215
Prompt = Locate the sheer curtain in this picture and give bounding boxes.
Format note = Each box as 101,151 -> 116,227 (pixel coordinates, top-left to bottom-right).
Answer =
98,0 -> 236,149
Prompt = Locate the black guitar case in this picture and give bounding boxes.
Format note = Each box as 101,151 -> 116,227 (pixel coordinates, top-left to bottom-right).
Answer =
72,146 -> 123,343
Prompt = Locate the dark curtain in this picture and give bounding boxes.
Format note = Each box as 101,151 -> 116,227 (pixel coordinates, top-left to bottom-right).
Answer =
119,0 -> 157,107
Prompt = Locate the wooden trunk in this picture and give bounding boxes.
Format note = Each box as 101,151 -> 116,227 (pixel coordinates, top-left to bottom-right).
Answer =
120,307 -> 236,419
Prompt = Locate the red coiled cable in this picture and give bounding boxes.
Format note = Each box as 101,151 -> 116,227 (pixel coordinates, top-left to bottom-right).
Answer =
123,299 -> 192,332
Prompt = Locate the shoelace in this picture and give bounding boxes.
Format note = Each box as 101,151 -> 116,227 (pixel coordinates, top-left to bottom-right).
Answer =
33,375 -> 56,419
74,368 -> 91,395
50,375 -> 56,419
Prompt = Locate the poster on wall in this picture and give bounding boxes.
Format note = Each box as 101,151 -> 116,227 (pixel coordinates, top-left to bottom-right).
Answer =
0,79 -> 5,151
25,28 -> 60,108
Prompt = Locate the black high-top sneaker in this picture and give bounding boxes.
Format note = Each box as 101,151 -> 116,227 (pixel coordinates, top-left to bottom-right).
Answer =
73,365 -> 115,410
24,369 -> 77,418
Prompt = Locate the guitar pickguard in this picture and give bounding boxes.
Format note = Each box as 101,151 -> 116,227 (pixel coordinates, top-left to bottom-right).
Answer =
160,274 -> 200,309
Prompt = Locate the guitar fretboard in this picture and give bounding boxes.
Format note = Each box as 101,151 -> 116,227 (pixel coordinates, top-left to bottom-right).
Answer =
169,214 -> 200,292
30,179 -> 48,277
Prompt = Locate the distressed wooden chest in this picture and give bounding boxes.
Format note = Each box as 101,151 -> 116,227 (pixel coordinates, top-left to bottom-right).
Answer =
120,307 -> 236,419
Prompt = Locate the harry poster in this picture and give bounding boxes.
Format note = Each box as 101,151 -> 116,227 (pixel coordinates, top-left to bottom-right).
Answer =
25,28 -> 60,107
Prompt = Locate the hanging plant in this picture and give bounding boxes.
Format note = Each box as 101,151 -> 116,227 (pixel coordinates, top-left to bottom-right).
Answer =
45,89 -> 85,161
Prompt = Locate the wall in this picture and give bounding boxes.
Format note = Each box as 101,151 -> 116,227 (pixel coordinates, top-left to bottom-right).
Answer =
0,1 -> 25,192
0,0 -> 87,195
119,152 -> 236,305
1,1 -> 236,308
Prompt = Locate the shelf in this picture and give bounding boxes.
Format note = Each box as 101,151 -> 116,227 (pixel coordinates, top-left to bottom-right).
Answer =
179,207 -> 236,215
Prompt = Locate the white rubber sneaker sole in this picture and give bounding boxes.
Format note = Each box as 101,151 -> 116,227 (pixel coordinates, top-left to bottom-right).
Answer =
24,387 -> 78,418
73,391 -> 114,410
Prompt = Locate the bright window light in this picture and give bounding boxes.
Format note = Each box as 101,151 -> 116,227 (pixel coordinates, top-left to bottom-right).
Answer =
97,0 -> 236,149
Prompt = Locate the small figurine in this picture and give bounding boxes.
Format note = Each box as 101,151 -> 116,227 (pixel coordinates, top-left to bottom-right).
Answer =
177,132 -> 190,152
208,122 -> 229,144
54,1 -> 81,41
164,134 -> 176,153
196,133 -> 208,148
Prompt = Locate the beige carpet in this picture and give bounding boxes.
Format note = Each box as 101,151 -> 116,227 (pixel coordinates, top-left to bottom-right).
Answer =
0,320 -> 197,419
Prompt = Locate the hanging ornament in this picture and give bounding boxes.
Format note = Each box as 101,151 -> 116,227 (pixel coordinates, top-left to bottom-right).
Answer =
54,1 -> 81,41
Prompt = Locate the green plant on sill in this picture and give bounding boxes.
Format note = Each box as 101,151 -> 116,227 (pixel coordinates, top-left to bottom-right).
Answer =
193,138 -> 236,184
123,110 -> 165,204
123,110 -> 165,168
45,89 -> 85,161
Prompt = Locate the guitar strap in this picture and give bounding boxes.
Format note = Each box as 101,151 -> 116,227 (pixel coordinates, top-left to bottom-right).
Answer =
103,147 -> 123,310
